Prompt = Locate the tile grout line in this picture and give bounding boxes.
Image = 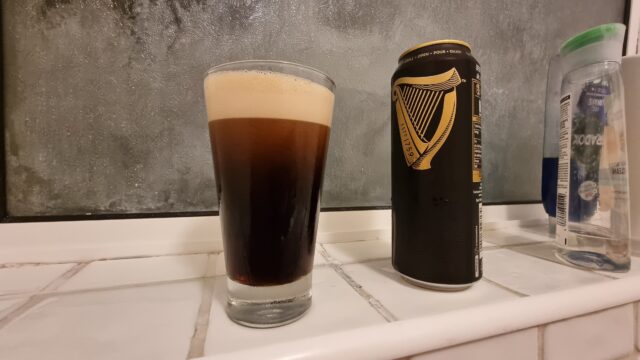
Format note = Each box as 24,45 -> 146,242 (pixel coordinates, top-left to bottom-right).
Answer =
635,302 -> 639,352
40,262 -> 92,291
1,275 -> 228,300
318,244 -> 398,323
537,325 -> 545,360
333,256 -> 393,267
187,277 -> 216,359
614,352 -> 638,360
0,262 -> 90,330
482,277 -> 528,297
0,291 -> 38,299
494,241 -> 553,249
0,251 -> 223,269
0,261 -> 346,301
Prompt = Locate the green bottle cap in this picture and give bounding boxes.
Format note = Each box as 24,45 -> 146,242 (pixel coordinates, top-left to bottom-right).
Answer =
560,23 -> 625,56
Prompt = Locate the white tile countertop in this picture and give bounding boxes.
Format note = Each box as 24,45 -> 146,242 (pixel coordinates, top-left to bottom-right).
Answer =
0,205 -> 639,360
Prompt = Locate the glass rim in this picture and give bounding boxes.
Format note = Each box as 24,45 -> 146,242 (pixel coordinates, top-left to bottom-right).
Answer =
204,59 -> 335,90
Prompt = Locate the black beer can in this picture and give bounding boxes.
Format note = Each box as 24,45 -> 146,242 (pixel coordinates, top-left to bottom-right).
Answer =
391,40 -> 482,290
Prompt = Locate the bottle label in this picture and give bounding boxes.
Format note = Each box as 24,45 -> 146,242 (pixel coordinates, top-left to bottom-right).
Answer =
556,94 -> 572,245
475,201 -> 482,277
472,69 -> 482,277
472,77 -> 482,183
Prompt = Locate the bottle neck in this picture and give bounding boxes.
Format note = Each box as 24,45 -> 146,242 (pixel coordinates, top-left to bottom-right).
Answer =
561,41 -> 623,75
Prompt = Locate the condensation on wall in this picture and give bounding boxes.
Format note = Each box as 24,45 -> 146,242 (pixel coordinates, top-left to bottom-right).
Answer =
2,0 -> 625,215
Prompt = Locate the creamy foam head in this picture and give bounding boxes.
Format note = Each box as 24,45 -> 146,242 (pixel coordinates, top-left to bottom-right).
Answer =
204,70 -> 334,126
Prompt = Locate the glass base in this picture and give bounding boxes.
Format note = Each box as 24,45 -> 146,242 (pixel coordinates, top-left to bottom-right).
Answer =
556,225 -> 630,273
555,248 -> 630,273
226,273 -> 312,328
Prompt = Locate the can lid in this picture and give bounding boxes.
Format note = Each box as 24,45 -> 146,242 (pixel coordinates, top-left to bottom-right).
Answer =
560,23 -> 625,56
399,39 -> 471,61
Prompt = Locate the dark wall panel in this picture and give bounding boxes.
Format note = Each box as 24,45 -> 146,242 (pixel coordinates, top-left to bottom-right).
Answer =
2,0 -> 625,216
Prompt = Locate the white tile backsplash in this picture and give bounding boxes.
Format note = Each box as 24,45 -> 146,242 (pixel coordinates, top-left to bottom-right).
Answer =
322,239 -> 391,264
544,304 -> 634,360
206,253 -> 226,277
0,215 -> 638,360
0,280 -> 203,360
341,259 -> 518,320
636,302 -> 640,352
59,254 -> 209,291
0,264 -> 74,295
410,328 -> 538,360
483,249 -> 607,295
203,267 -> 385,355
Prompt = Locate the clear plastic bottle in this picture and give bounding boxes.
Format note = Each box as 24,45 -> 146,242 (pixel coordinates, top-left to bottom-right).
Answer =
542,54 -> 561,234
555,23 -> 632,272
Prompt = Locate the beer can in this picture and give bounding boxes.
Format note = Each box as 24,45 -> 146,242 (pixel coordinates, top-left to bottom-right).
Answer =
391,39 -> 482,290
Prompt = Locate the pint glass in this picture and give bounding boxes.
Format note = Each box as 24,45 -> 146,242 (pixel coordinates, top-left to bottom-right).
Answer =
203,60 -> 335,327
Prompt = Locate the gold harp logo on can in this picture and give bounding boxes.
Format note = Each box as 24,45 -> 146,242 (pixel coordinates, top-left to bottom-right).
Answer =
392,68 -> 461,170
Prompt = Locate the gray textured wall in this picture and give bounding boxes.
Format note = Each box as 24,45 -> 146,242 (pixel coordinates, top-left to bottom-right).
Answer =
3,0 -> 625,216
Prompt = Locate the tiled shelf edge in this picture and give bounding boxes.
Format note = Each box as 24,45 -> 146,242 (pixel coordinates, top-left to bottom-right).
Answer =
197,275 -> 640,360
0,204 -> 545,263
